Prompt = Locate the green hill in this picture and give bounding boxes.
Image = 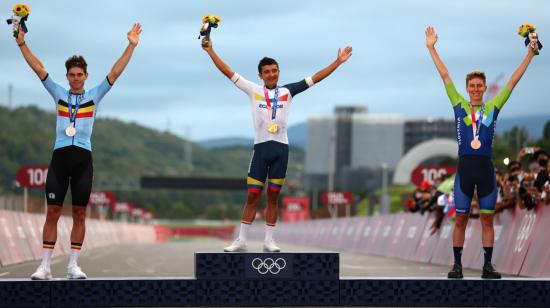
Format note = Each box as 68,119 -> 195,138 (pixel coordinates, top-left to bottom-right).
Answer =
0,105 -> 305,219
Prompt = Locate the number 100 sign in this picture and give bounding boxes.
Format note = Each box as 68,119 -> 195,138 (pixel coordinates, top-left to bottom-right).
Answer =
16,165 -> 49,188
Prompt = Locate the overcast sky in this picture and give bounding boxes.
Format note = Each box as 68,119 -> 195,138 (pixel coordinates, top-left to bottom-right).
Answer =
1,0 -> 548,141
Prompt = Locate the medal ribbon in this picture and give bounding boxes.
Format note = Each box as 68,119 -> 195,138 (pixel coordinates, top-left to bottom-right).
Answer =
263,86 -> 279,120
67,91 -> 85,124
469,103 -> 485,141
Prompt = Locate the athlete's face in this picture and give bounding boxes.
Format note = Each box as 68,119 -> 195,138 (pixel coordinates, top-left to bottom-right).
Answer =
66,67 -> 88,93
259,64 -> 280,88
466,78 -> 487,104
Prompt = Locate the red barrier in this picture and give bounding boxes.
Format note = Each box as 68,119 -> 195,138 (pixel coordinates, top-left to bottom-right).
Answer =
401,214 -> 430,261
0,209 -> 157,268
169,225 -> 236,239
336,217 -> 362,251
310,219 -> 327,248
330,218 -> 350,251
414,214 -> 439,263
350,217 -> 369,253
460,219 -> 482,269
430,218 -> 454,266
519,205 -> 550,277
541,237 -> 550,277
499,208 -> 539,275
361,216 -> 384,255
12,212 -> 36,264
386,213 -> 408,258
20,213 -> 42,260
315,218 -> 338,250
0,210 -> 18,266
474,210 -> 516,270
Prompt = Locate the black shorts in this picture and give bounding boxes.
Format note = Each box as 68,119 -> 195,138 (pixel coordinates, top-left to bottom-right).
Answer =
45,146 -> 93,206
247,141 -> 288,193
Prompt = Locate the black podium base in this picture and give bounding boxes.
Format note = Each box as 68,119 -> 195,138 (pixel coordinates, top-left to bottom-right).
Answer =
1,252 -> 549,307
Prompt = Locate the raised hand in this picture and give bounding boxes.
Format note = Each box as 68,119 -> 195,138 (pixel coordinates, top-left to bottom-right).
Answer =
201,37 -> 212,52
425,26 -> 438,48
337,46 -> 353,65
15,25 -> 25,45
127,23 -> 142,46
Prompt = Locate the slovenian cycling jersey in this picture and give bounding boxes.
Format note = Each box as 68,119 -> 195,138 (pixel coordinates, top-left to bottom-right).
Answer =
230,72 -> 314,145
42,74 -> 112,151
445,83 -> 512,157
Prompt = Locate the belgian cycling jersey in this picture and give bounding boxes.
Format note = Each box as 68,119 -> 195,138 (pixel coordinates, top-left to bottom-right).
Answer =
42,74 -> 112,151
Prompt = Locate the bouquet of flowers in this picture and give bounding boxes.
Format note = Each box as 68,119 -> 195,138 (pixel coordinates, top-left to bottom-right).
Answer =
198,15 -> 221,47
6,3 -> 30,38
518,23 -> 543,55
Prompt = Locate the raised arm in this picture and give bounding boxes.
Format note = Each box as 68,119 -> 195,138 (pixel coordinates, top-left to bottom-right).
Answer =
426,26 -> 453,85
506,44 -> 538,90
107,23 -> 142,85
15,26 -> 48,80
311,46 -> 352,84
202,38 -> 234,79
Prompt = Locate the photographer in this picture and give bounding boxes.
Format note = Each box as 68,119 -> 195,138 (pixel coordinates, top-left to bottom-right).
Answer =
533,150 -> 549,192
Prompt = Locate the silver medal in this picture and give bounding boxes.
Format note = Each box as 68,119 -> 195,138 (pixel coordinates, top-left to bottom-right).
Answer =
65,125 -> 76,137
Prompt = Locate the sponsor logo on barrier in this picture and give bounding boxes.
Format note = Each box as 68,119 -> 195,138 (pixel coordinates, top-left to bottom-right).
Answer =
514,212 -> 537,253
463,225 -> 474,248
382,225 -> 391,238
440,224 -> 452,239
406,226 -> 417,239
363,226 -> 372,238
494,225 -> 503,241
392,219 -> 405,244
346,226 -> 355,236
419,218 -> 435,246
251,257 -> 286,275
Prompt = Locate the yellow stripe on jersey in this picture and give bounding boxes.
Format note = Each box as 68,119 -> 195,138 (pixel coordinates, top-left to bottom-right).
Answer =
254,93 -> 266,102
57,105 -> 94,113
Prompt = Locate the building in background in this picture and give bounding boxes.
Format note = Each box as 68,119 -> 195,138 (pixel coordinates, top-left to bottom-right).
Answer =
305,106 -> 455,191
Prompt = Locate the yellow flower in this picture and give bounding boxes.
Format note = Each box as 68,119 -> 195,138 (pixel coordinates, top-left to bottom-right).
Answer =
12,3 -> 30,17
202,15 -> 221,24
518,23 -> 536,37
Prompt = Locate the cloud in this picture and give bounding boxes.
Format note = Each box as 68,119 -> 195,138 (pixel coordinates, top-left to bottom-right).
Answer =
1,0 -> 548,140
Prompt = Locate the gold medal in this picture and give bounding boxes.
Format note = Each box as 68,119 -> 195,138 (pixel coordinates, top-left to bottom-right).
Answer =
267,123 -> 278,133
471,139 -> 481,150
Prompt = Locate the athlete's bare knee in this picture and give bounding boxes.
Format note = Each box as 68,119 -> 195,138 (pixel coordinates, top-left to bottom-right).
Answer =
45,206 -> 62,224
245,191 -> 261,209
267,192 -> 279,202
480,214 -> 494,228
455,214 -> 469,229
72,206 -> 86,224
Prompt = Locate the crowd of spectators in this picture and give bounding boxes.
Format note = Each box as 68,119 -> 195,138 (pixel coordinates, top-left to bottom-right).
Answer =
405,147 -> 550,234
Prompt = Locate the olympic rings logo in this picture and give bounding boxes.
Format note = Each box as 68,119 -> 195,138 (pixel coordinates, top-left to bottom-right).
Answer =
251,257 -> 286,275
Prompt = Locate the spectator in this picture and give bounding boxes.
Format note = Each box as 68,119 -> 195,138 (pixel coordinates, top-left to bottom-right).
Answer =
534,150 -> 549,192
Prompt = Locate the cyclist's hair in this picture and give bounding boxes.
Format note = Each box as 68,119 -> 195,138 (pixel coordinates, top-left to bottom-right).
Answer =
466,70 -> 486,86
65,55 -> 88,74
258,57 -> 279,74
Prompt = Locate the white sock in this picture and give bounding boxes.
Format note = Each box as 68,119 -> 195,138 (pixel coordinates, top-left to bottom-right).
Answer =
40,248 -> 54,268
238,223 -> 250,242
68,248 -> 81,267
265,225 -> 276,241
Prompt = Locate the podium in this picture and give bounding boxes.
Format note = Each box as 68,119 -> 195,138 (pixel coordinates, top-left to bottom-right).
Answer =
195,252 -> 340,306
2,252 -> 550,307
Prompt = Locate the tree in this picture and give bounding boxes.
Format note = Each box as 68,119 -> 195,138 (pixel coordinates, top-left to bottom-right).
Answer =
544,120 -> 550,140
